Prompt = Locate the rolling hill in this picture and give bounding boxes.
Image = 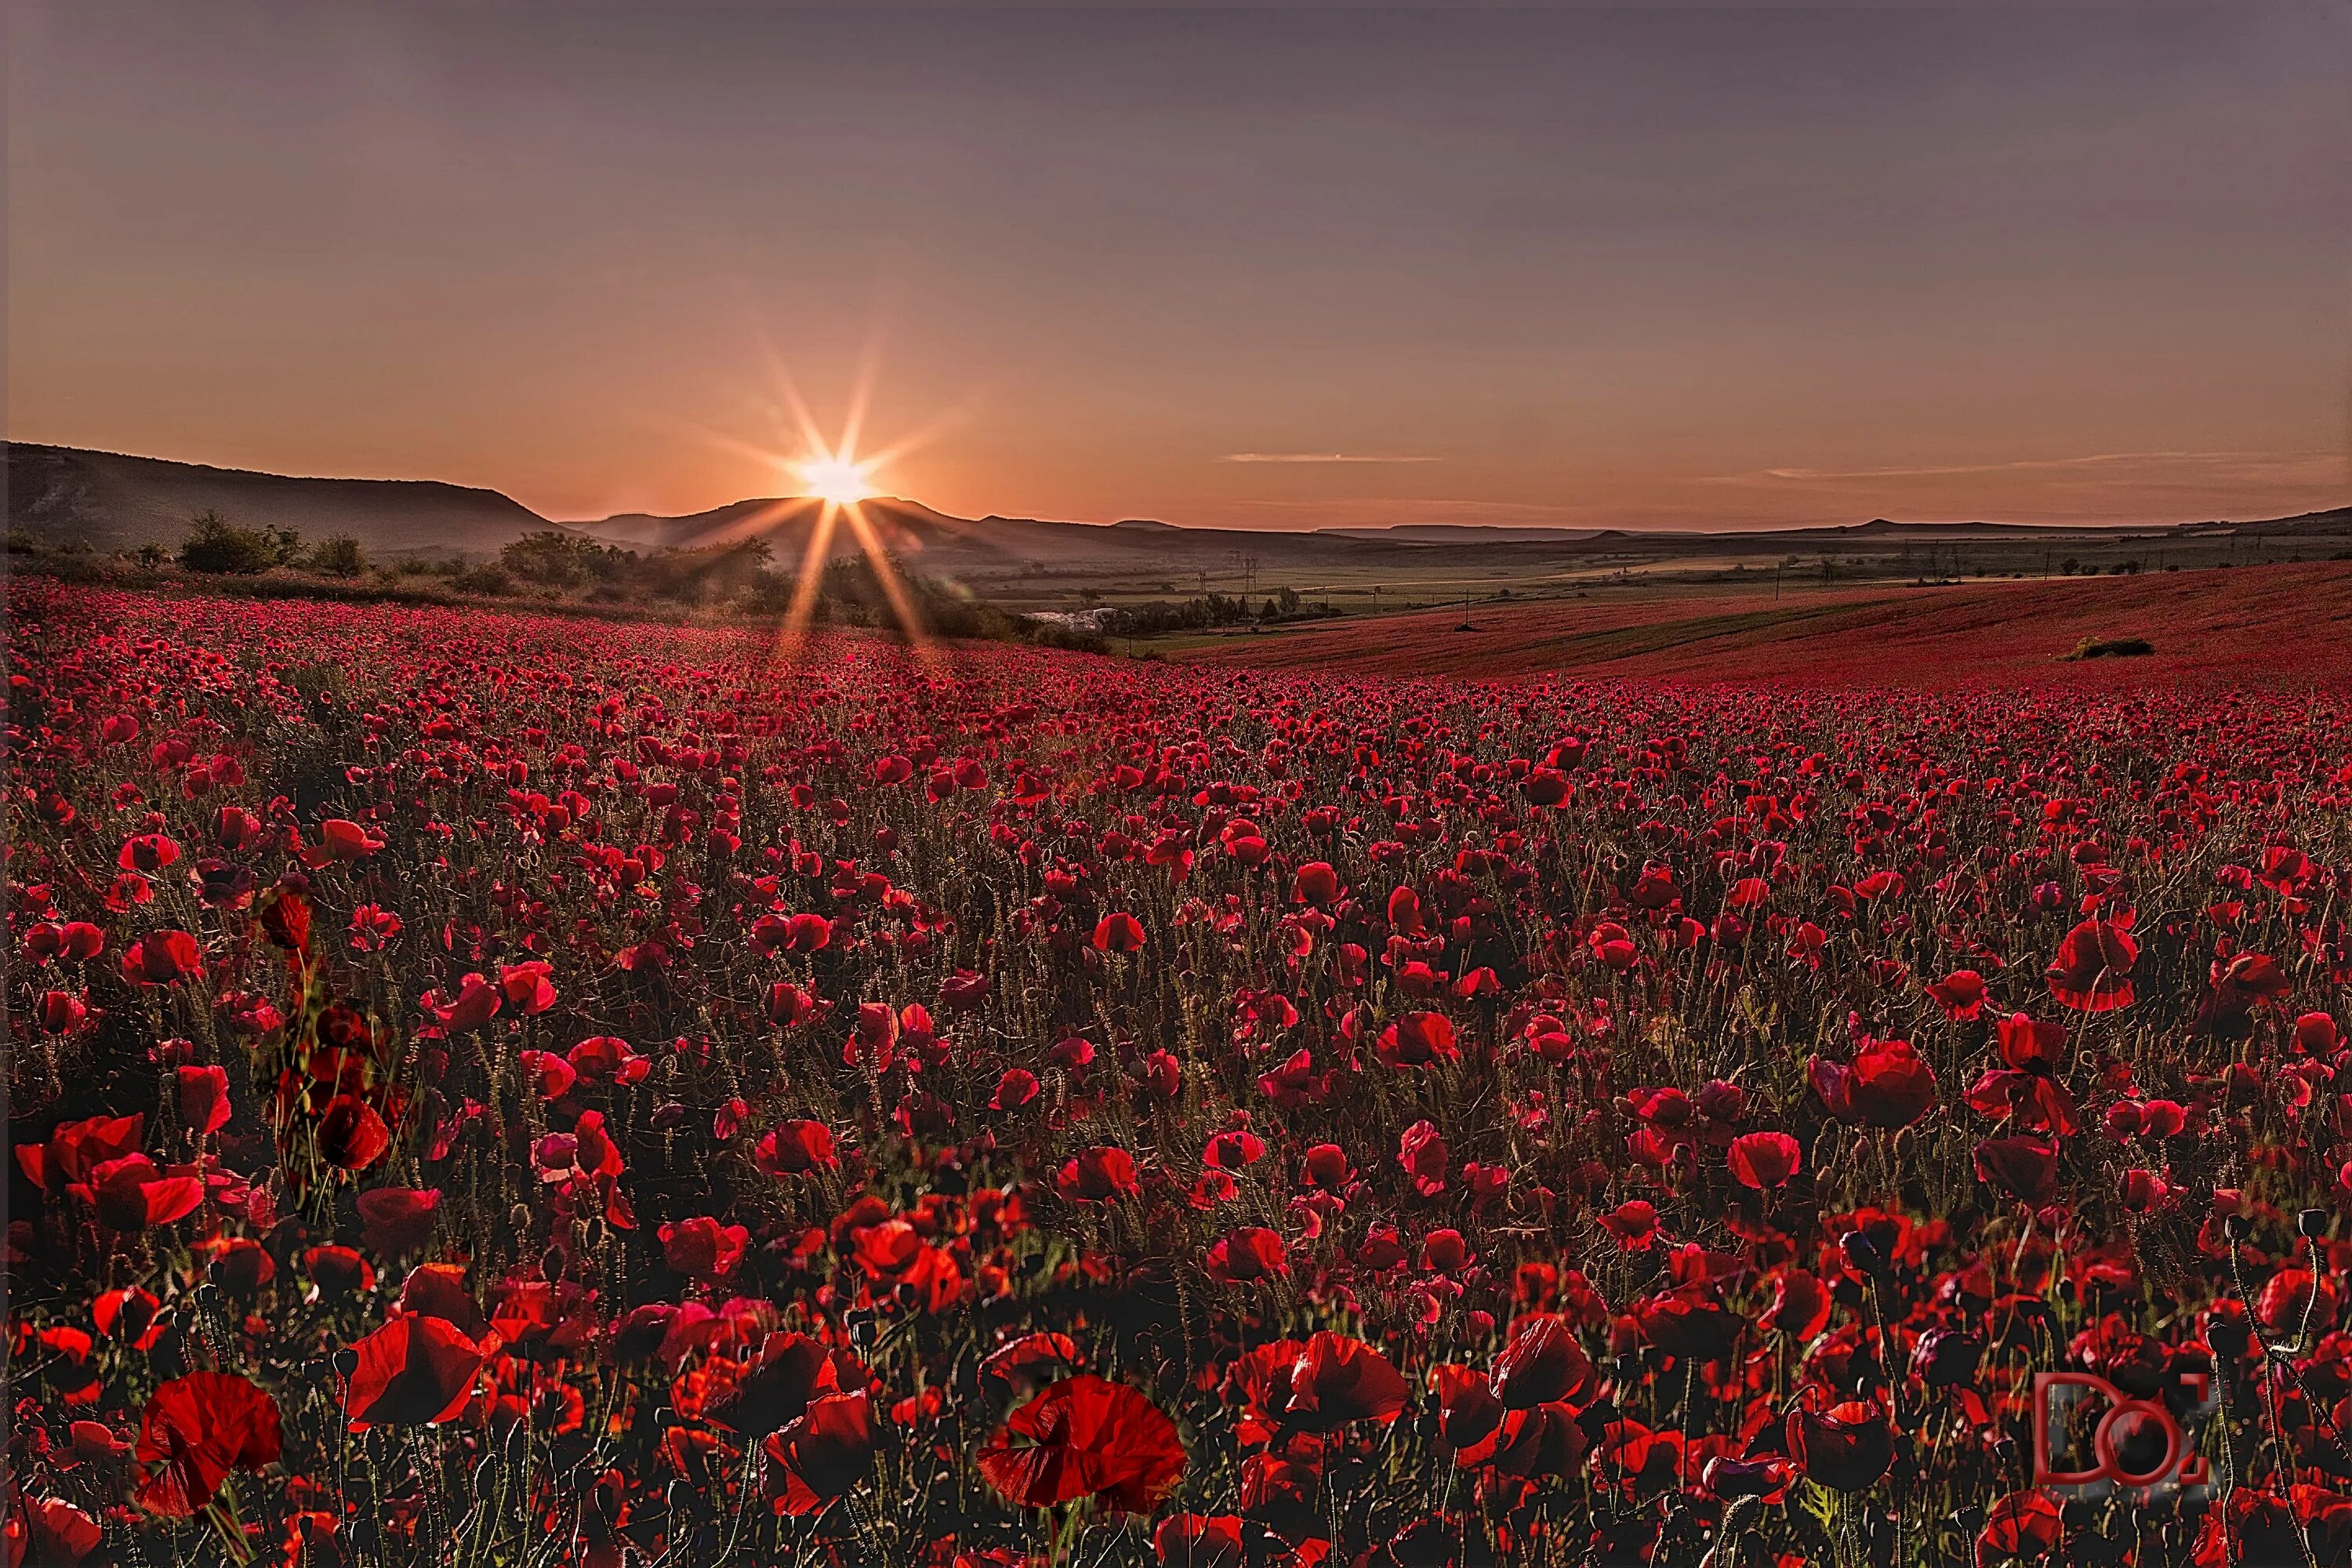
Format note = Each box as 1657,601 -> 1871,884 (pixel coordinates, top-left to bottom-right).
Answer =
562,495 -> 1451,573
6,444 -> 552,559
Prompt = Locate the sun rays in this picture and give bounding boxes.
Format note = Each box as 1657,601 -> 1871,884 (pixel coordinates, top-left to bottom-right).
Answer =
736,327 -> 955,678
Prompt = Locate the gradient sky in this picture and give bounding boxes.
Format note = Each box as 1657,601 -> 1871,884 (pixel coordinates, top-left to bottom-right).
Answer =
11,3 -> 2350,530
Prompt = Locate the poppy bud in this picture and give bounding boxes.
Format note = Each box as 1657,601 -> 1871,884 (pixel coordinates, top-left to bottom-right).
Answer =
2207,1317 -> 2252,1359
2299,1208 -> 2329,1240
1837,1233 -> 1884,1273
332,1348 -> 359,1378
2223,1213 -> 2250,1240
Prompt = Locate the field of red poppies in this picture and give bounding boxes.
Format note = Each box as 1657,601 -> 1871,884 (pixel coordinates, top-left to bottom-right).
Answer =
9,579 -> 2352,1568
1177,562 -> 2352,688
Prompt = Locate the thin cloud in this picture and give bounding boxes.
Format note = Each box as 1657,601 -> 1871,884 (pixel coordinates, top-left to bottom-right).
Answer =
1235,496 -> 1579,515
1704,451 -> 2341,484
1219,452 -> 1443,465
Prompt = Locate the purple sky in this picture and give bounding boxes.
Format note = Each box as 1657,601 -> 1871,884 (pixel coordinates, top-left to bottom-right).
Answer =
11,3 -> 2350,529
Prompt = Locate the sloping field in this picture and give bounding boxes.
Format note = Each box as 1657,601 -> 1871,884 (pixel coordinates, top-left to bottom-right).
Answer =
1173,560 -> 2352,687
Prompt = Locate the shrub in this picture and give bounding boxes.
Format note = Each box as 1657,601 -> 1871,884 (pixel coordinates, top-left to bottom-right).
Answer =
177,510 -> 287,574
309,534 -> 368,577
449,561 -> 517,596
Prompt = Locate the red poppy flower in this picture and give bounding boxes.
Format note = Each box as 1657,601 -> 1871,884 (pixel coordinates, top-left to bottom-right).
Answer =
1056,1145 -> 1142,1203
133,1371 -> 282,1516
303,818 -> 385,865
1270,1331 -> 1410,1432
358,1187 -> 441,1255
1397,1120 -> 1449,1196
706,1331 -> 847,1436
1767,1269 -> 1833,1338
1429,1362 -> 1505,1463
1492,1401 -> 1588,1479
318,1094 -> 392,1170
1926,968 -> 1989,1020
977,1374 -> 1186,1514
1377,1011 -> 1461,1069
1091,913 -> 1146,953
210,1236 -> 276,1296
763,1390 -> 875,1515
755,1120 -> 839,1177
118,833 -> 181,873
660,1215 -> 750,1283
1600,1199 -> 1662,1250
303,1245 -> 376,1298
122,928 -> 204,985
982,1332 -> 1083,1392
1809,1036 -> 1938,1128
1203,1128 -> 1265,1169
1291,862 -> 1341,905
991,1068 -> 1041,1109
567,1035 -> 651,1086
779,913 -> 833,953
93,1286 -> 165,1349
16,1112 -> 147,1192
398,1261 -> 490,1337
342,1314 -> 495,1428
1788,1392 -> 1893,1493
1491,1312 -> 1593,1409
497,960 -> 558,1015
1995,1011 -> 2067,1072
11,1495 -> 103,1563
1728,1131 -> 1802,1190
33,989 -> 89,1035
1204,1227 -> 1288,1284
1635,1281 -> 1741,1362
491,1278 -> 600,1361
1973,1134 -> 2061,1205
764,980 -> 815,1027
1523,768 -> 1572,808
2045,919 -> 2137,1012
1974,1491 -> 2062,1567
1387,885 -> 1426,935
432,973 -> 503,1032
1301,1143 -> 1352,1189
1154,1514 -> 1247,1568
73,1154 -> 205,1230
176,1065 -> 231,1136
1965,1054 -> 2080,1136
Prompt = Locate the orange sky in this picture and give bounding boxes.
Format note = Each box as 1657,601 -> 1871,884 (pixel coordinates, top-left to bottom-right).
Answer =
11,5 -> 2349,530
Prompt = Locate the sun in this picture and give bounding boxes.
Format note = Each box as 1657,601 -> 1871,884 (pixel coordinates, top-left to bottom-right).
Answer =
793,449 -> 877,507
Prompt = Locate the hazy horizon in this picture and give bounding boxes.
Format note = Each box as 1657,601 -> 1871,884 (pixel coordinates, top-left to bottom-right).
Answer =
11,3 -> 2351,532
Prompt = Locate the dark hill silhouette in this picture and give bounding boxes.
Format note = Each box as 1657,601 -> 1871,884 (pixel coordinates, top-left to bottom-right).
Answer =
6,444 -> 551,558
564,495 -> 1456,572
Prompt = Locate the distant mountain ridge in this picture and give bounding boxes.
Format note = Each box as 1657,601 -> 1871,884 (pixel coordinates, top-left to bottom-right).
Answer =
9,443 -> 2347,568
